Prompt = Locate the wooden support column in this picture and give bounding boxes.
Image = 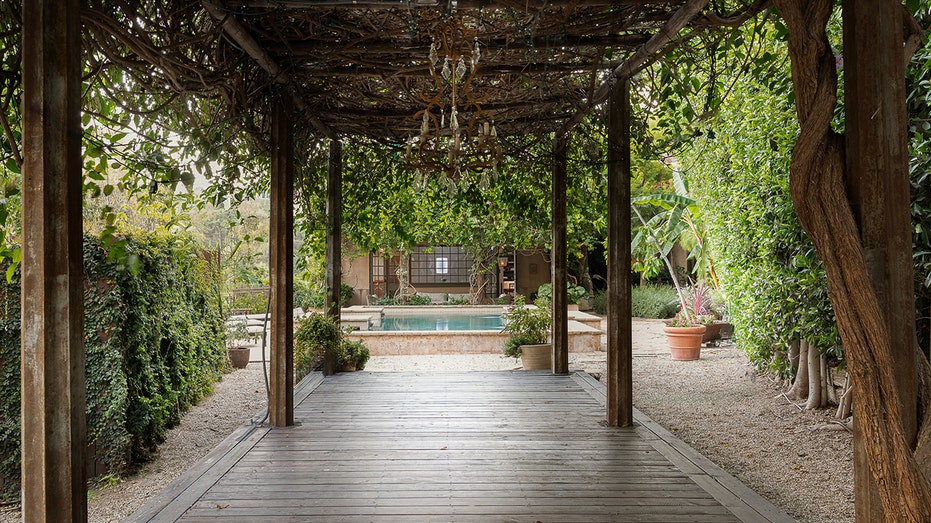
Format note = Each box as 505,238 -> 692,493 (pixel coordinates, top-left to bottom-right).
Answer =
842,2 -> 915,520
269,100 -> 294,427
606,80 -> 633,427
551,135 -> 569,374
21,0 -> 87,520
323,139 -> 342,376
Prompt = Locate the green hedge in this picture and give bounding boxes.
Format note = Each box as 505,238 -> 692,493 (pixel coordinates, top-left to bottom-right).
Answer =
293,282 -> 354,310
631,284 -> 679,319
0,233 -> 226,500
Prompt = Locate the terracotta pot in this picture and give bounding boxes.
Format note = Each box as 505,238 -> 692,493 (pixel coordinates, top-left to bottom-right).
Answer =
519,343 -> 552,370
227,347 -> 250,369
340,362 -> 357,372
663,325 -> 706,361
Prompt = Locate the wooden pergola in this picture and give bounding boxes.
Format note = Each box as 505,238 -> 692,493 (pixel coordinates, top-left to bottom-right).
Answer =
21,0 -> 921,521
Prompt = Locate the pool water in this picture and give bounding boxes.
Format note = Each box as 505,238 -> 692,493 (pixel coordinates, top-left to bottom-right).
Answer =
379,314 -> 505,331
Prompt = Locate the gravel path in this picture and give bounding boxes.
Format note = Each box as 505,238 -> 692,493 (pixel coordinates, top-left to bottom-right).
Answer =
2,319 -> 853,522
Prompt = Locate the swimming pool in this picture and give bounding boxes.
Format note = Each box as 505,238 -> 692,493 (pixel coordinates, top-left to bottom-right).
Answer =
341,305 -> 602,356
378,313 -> 504,331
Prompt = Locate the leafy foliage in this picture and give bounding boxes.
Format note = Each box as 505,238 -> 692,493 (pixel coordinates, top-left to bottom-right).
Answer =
630,284 -> 679,319
294,314 -> 341,376
339,339 -> 370,371
293,282 -> 354,310
677,19 -> 840,371
0,269 -> 20,501
502,295 -> 551,358
294,314 -> 369,374
535,282 -> 589,307
0,233 -> 225,500
908,5 -> 931,355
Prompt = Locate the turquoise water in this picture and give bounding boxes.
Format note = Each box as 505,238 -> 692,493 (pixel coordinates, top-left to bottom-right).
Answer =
379,314 -> 504,331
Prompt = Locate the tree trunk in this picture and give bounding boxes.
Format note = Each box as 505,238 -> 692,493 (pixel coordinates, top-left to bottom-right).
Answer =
579,245 -> 594,296
787,339 -> 809,401
789,339 -> 801,372
773,1 -> 931,518
837,373 -> 853,419
395,252 -> 412,303
917,348 -> 931,475
824,356 -> 837,406
805,342 -> 822,410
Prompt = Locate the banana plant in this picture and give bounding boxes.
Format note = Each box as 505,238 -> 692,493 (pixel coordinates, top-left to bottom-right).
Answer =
631,170 -> 717,289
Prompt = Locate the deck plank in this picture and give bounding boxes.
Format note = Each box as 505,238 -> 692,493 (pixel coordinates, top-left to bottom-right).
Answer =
130,370 -> 794,522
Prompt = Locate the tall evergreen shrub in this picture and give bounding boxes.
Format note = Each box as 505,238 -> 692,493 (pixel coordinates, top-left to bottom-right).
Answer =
0,233 -> 226,500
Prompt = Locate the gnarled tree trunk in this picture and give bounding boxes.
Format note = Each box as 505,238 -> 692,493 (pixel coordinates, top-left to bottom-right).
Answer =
773,0 -> 931,519
786,339 -> 809,400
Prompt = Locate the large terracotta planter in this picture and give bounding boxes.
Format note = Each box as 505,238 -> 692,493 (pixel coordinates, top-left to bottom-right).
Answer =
520,343 -> 552,370
663,325 -> 707,361
227,346 -> 250,369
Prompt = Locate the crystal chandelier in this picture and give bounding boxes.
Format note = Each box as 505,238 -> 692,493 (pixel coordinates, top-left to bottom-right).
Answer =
406,15 -> 500,196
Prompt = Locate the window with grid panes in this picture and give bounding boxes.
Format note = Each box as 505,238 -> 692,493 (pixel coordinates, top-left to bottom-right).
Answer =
409,246 -> 471,285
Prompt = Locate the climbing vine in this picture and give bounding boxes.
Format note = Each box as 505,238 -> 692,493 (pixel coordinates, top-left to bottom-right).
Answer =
0,233 -> 226,501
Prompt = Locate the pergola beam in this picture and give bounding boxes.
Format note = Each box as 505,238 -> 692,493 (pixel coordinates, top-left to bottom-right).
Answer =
238,0 -> 646,9
606,80 -> 633,427
21,0 -> 87,519
551,135 -> 569,375
286,35 -> 651,56
202,0 -> 338,140
297,61 -> 626,77
269,98 -> 295,427
558,0 -> 710,137
842,0 -> 916,519
324,139 -> 343,376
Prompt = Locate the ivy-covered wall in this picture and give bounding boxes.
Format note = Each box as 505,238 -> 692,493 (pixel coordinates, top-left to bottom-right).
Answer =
0,232 -> 227,501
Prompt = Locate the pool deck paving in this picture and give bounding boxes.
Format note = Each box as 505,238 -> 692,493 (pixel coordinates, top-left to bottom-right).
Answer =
128,370 -> 795,522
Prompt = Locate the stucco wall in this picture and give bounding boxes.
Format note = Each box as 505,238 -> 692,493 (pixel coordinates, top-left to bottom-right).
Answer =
515,250 -> 550,299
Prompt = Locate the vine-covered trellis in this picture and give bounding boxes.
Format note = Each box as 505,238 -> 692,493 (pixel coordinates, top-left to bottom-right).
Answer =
14,0 -> 931,521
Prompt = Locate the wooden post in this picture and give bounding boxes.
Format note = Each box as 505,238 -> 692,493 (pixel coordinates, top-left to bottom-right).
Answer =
606,80 -> 633,427
21,0 -> 87,520
551,135 -> 569,374
324,139 -> 342,376
842,1 -> 915,520
269,99 -> 294,427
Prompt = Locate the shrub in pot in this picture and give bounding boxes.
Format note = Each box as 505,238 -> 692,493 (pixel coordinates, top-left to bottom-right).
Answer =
502,295 -> 551,370
339,338 -> 370,371
225,318 -> 252,369
295,314 -> 370,375
295,313 -> 341,376
663,310 -> 710,361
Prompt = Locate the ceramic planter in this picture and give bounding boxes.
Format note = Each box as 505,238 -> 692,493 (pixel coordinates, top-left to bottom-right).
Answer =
520,343 -> 552,370
227,346 -> 250,369
663,325 -> 707,361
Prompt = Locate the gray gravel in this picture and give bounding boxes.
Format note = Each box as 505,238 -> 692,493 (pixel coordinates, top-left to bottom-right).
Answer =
2,319 -> 852,523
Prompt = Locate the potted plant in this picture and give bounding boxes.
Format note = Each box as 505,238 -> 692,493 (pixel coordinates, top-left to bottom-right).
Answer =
681,279 -> 731,344
295,313 -> 341,376
295,314 -> 370,375
225,318 -> 252,369
502,295 -> 552,370
338,338 -> 370,372
663,310 -> 710,361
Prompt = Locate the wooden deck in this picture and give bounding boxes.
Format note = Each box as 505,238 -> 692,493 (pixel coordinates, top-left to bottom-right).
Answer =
129,371 -> 795,522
